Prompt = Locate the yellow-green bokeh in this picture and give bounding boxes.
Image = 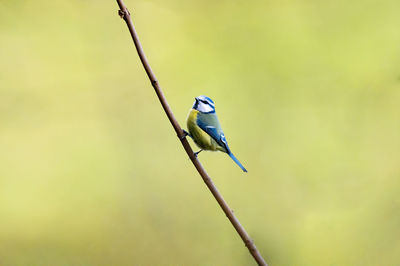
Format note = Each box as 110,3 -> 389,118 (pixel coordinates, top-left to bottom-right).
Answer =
1,0 -> 400,265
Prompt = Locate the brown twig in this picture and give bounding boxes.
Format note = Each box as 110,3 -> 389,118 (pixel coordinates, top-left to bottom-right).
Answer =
115,1 -> 268,265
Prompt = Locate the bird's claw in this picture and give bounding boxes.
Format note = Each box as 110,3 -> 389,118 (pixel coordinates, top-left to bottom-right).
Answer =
194,150 -> 203,157
180,130 -> 189,140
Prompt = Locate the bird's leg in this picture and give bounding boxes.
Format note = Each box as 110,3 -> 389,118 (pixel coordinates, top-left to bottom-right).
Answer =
180,129 -> 193,140
180,129 -> 189,140
194,149 -> 203,157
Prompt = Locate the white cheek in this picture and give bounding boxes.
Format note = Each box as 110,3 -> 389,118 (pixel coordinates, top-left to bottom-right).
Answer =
198,103 -> 214,113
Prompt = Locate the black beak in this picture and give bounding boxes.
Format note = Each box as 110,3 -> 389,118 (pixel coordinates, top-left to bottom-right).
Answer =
193,97 -> 199,109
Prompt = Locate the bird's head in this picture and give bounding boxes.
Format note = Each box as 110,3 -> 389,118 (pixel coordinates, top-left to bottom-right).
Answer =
192,95 -> 215,113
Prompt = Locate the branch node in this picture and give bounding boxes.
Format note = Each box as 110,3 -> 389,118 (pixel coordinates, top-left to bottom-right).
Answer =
118,8 -> 130,19
151,79 -> 159,87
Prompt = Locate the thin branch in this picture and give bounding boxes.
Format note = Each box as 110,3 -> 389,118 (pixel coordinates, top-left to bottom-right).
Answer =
115,1 -> 268,265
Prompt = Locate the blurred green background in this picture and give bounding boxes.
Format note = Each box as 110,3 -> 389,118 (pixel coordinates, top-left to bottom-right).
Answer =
1,0 -> 400,265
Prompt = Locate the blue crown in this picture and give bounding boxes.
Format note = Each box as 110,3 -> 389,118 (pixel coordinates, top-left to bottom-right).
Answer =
197,95 -> 215,106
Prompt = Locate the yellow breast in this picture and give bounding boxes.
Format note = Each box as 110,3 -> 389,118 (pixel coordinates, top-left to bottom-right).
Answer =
186,109 -> 218,151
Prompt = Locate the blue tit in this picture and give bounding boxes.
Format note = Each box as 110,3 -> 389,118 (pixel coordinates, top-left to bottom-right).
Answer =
186,95 -> 247,172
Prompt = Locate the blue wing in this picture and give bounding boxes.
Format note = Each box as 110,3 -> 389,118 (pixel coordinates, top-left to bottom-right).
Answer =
196,112 -> 247,172
196,113 -> 230,153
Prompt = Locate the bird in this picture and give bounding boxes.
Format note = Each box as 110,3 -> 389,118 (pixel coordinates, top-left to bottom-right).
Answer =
185,95 -> 247,172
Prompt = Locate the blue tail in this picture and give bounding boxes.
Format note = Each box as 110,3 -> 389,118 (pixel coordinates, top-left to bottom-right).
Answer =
228,153 -> 247,172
